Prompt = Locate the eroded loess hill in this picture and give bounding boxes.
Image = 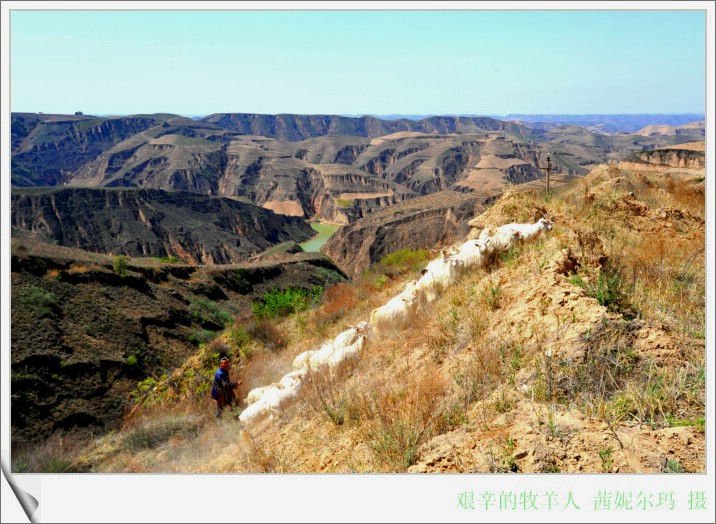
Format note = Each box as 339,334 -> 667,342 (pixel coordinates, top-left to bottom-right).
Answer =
322,190 -> 488,278
13,112 -> 700,239
11,187 -> 314,264
10,243 -> 348,445
24,164 -> 704,474
619,141 -> 705,174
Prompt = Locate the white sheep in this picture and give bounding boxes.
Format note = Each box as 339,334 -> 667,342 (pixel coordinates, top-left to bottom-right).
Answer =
369,280 -> 420,337
484,228 -> 523,255
279,368 -> 308,389
498,217 -> 553,243
293,322 -> 368,373
245,384 -> 276,406
414,254 -> 463,304
239,376 -> 305,428
326,334 -> 367,378
453,237 -> 492,270
238,396 -> 271,426
261,378 -> 303,415
332,321 -> 368,348
292,350 -> 317,370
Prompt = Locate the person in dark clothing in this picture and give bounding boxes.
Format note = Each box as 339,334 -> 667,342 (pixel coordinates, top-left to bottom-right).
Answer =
211,356 -> 241,418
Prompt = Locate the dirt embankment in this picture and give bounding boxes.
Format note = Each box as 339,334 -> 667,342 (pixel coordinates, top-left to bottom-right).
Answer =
322,191 -> 486,278
11,245 -> 347,442
620,145 -> 704,173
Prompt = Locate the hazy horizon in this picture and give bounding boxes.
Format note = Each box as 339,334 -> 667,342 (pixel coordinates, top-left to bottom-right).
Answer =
8,110 -> 707,119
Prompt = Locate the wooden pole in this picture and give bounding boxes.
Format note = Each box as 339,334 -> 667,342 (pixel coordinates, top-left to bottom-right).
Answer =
546,155 -> 551,194
538,153 -> 556,195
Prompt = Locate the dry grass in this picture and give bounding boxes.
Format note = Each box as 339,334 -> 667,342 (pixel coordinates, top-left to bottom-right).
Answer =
346,368 -> 450,472
12,431 -> 90,473
543,167 -> 705,431
51,164 -> 705,473
556,167 -> 705,337
311,282 -> 361,331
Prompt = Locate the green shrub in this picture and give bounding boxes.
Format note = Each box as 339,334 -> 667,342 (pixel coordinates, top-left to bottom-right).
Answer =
188,298 -> 233,328
227,326 -> 253,360
378,249 -> 431,274
158,256 -> 183,264
113,255 -> 130,277
373,274 -> 389,290
252,286 -> 323,320
189,329 -> 217,346
17,285 -> 60,319
569,265 -> 628,314
663,459 -> 685,473
667,416 -> 705,432
599,447 -> 614,472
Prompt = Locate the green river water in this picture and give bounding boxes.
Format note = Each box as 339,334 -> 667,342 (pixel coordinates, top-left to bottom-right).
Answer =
299,222 -> 341,252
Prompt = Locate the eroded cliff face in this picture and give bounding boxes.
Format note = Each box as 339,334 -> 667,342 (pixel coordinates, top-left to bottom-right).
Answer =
11,115 -> 166,187
11,188 -> 314,264
74,143 -> 229,195
620,147 -> 705,171
321,191 -> 486,278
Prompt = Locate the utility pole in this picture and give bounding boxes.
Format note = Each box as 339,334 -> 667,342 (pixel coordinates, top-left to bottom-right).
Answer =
538,153 -> 558,194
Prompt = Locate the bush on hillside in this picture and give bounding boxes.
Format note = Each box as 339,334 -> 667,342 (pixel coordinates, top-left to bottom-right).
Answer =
188,298 -> 233,328
17,285 -> 60,319
252,286 -> 323,320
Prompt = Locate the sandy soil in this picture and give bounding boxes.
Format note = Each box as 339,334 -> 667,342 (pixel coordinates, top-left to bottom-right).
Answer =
262,200 -> 305,216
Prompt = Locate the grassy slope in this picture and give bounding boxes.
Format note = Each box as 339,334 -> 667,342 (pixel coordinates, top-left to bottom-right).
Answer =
18,164 -> 705,474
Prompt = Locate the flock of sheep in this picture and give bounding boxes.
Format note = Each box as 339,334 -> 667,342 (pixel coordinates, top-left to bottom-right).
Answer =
238,217 -> 554,428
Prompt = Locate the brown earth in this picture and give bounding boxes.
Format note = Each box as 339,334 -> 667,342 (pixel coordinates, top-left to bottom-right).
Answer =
28,164 -> 706,475
619,144 -> 705,173
236,166 -> 704,474
322,190 -> 487,278
10,242 -> 348,443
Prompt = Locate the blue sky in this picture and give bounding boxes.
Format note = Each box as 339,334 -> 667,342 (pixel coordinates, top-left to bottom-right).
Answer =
9,8 -> 707,116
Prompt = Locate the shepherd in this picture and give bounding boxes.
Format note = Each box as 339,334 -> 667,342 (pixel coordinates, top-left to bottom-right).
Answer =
211,356 -> 241,418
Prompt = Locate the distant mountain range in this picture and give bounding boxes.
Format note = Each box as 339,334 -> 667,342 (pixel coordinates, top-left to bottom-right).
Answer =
10,110 -> 703,262
82,112 -> 704,132
498,114 -> 704,134
338,113 -> 704,134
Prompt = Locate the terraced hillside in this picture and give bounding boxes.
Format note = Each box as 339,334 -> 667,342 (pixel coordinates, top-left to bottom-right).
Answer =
619,141 -> 706,174
12,112 -> 700,228
11,113 -> 176,187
